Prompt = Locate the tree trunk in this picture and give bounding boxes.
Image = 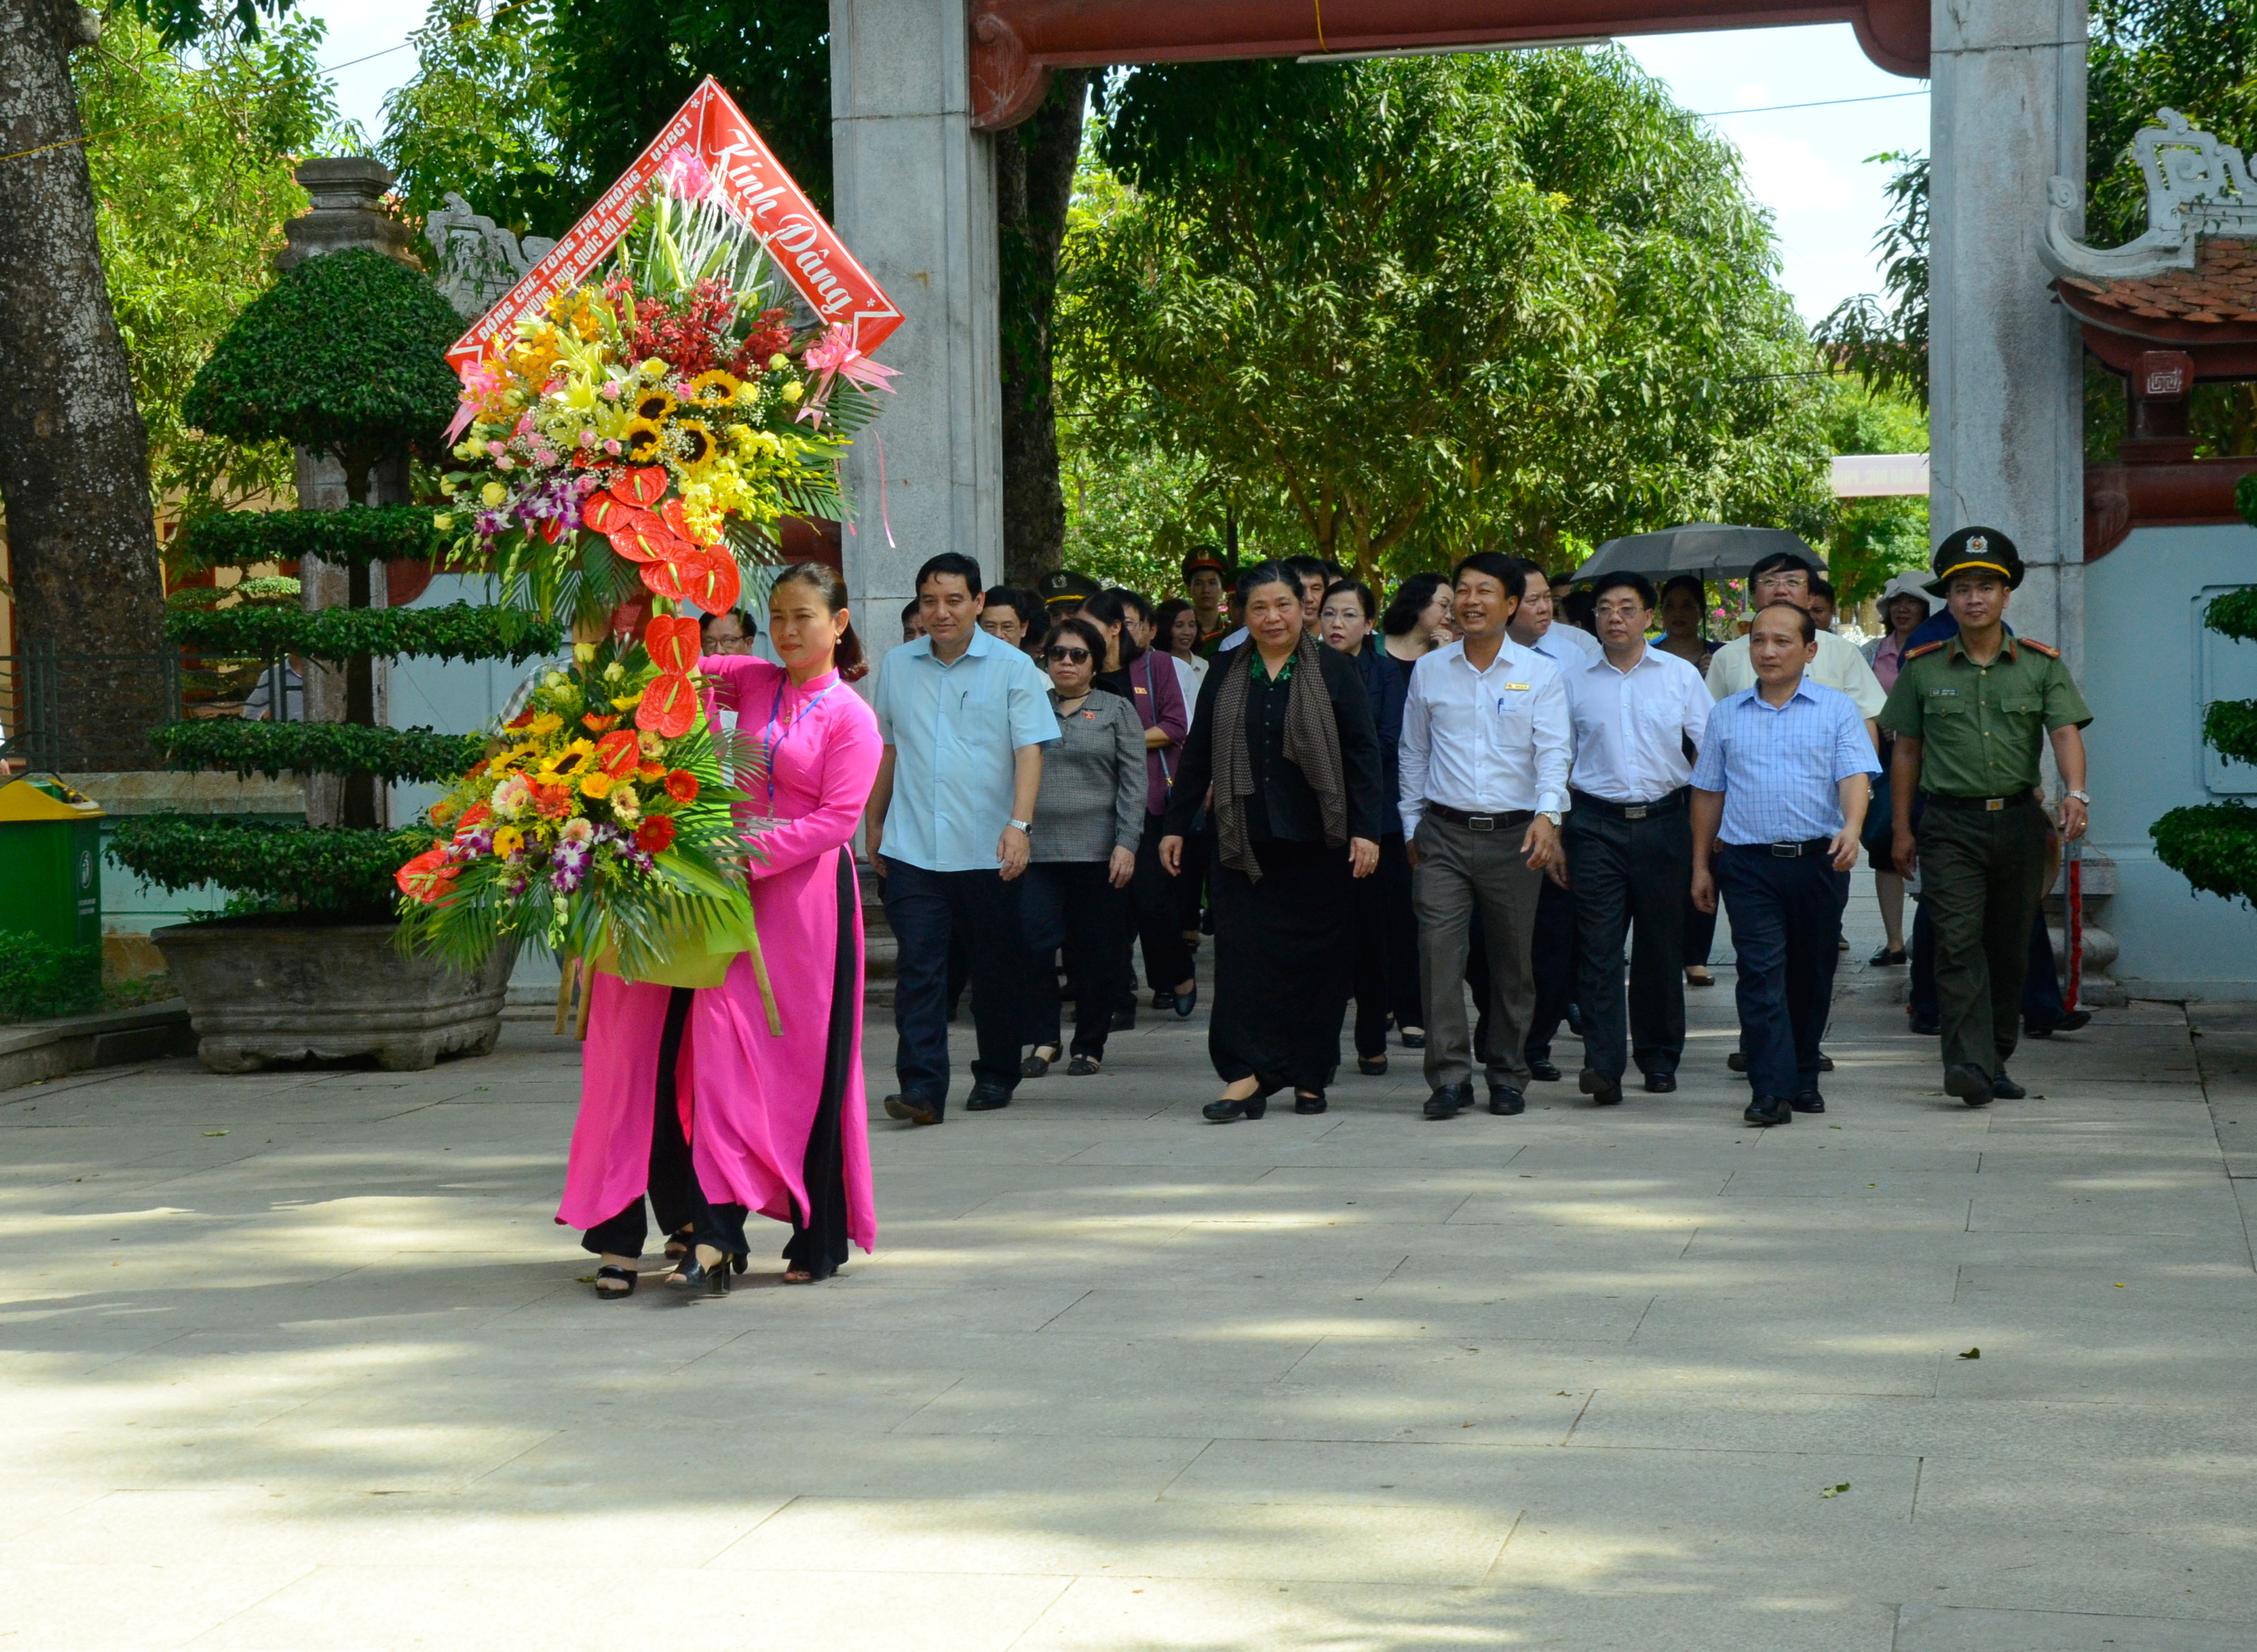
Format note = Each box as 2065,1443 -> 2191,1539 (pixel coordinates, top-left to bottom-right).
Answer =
0,0 -> 167,770
996,70 -> 1088,590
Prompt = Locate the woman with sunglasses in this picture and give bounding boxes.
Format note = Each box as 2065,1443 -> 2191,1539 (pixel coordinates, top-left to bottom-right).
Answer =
1019,616 -> 1147,1078
1159,562 -> 1384,1120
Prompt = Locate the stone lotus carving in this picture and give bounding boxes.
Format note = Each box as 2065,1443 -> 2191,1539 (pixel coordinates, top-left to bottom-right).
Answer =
423,191 -> 558,319
2043,108 -> 2257,283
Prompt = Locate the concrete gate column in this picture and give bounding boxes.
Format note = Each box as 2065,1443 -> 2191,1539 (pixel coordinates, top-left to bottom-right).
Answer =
829,0 -> 1003,675
1928,0 -> 2088,674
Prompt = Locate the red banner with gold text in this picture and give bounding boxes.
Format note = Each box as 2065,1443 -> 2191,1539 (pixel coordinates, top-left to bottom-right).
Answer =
445,77 -> 901,371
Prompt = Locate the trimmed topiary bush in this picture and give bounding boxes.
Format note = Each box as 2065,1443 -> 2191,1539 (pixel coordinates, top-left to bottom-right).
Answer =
2154,523 -> 2257,905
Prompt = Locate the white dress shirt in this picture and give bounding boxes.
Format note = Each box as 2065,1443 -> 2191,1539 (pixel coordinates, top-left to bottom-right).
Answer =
1526,621 -> 1601,663
1706,628 -> 1886,719
1167,652 -> 1202,706
1561,642 -> 1712,803
1397,637 -> 1572,838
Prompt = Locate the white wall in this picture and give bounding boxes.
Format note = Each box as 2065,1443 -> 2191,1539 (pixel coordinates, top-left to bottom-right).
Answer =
2082,522 -> 2257,997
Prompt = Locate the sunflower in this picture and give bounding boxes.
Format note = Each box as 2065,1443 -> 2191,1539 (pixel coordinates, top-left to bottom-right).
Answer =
621,419 -> 665,464
632,388 -> 679,424
671,419 -> 719,470
538,738 -> 598,782
687,369 -> 739,406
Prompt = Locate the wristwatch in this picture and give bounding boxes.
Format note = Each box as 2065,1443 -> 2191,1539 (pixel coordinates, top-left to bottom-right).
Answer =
1539,809 -> 1563,828
1008,819 -> 1033,834
2065,789 -> 2092,805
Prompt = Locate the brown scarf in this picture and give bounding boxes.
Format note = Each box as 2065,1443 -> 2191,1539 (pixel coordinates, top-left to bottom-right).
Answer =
1212,630 -> 1347,881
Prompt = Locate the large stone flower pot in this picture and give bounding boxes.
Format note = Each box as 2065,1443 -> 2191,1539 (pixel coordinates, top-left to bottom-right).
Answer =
151,918 -> 517,1073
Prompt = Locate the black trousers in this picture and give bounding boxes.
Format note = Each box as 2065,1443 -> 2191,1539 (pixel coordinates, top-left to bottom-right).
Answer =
1210,838 -> 1352,1092
1507,877 -> 1578,1065
1023,859 -> 1127,1057
1566,798 -> 1691,1081
884,860 -> 1028,1105
1131,811 -> 1194,994
1375,834 -> 1424,1033
1684,888 -> 1717,967
1714,845 -> 1848,1099
1348,858 -> 1392,1059
581,986 -> 708,1259
1174,815 -> 1212,934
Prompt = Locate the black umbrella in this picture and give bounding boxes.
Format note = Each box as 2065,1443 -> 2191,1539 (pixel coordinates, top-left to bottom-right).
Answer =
1570,523 -> 1821,583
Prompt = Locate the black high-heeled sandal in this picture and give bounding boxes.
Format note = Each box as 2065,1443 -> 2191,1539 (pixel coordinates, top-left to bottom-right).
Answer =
592,1265 -> 636,1300
667,1245 -> 731,1296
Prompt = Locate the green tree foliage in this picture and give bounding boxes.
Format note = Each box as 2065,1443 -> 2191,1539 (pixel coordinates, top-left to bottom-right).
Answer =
73,10 -> 345,507
182,247 -> 464,499
381,0 -> 571,239
1822,381 -> 1930,605
538,0 -> 831,227
1064,50 -> 1833,584
1812,151 -> 1928,407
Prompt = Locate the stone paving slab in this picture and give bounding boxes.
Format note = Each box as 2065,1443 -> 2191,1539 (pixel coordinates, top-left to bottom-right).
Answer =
3,916 -> 2255,1650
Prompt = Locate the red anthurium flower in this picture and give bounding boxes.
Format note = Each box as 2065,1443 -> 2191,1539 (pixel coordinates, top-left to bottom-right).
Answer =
616,466 -> 668,507
594,728 -> 642,777
635,671 -> 698,739
395,847 -> 461,905
643,614 -> 701,675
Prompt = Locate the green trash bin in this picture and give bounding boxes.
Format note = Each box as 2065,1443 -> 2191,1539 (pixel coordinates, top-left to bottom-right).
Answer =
0,775 -> 106,951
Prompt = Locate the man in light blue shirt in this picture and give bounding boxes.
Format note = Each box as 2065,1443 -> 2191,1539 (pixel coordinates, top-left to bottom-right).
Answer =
1690,602 -> 1878,1127
868,552 -> 1060,1123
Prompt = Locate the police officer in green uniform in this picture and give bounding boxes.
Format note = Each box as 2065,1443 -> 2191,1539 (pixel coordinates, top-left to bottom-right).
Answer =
1880,528 -> 2092,1107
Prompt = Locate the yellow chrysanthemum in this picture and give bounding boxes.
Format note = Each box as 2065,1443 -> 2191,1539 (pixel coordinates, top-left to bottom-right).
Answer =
671,419 -> 719,470
491,825 -> 526,859
622,419 -> 665,464
578,770 -> 614,799
631,388 -> 678,424
688,369 -> 739,406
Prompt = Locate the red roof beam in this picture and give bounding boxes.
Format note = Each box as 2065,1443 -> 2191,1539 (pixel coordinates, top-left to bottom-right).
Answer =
970,0 -> 1929,129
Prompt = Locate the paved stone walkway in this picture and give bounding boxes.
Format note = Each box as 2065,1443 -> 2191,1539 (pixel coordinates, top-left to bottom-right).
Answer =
6,922 -> 2256,1650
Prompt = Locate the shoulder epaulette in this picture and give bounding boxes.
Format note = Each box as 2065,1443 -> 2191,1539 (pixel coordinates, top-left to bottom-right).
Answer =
1903,640 -> 1947,660
2017,638 -> 2060,658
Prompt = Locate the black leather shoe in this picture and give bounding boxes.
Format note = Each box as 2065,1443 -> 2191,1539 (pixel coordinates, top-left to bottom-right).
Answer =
884,1094 -> 941,1126
1909,1010 -> 1941,1036
1399,1027 -> 1427,1049
965,1083 -> 1013,1112
1944,1064 -> 1995,1107
1423,1081 -> 1472,1119
1989,1068 -> 2026,1100
1818,1052 -> 1835,1072
1068,1053 -> 1101,1076
1356,1054 -> 1387,1076
1790,1089 -> 1825,1113
1173,985 -> 1198,1019
1020,1046 -> 1057,1079
1579,1068 -> 1622,1107
1151,990 -> 1176,1013
1526,1058 -> 1561,1083
1204,1093 -> 1267,1122
1743,1093 -> 1793,1126
1727,1051 -> 1748,1073
1565,1002 -> 1585,1036
1487,1084 -> 1525,1116
1110,1006 -> 1136,1032
1644,1073 -> 1677,1094
1869,945 -> 1907,967
2025,1010 -> 2090,1038
1294,1090 -> 1327,1115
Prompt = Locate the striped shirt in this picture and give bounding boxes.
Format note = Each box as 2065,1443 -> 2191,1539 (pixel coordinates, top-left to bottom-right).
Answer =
1689,678 -> 1879,846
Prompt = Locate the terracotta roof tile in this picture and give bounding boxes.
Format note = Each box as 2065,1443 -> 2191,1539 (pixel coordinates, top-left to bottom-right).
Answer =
2075,239 -> 2257,324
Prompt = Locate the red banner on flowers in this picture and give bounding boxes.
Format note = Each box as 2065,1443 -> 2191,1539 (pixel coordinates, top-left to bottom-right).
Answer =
445,77 -> 902,371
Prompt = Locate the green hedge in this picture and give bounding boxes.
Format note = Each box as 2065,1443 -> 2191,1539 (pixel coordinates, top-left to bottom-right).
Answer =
2153,800 -> 2257,907
182,248 -> 463,461
0,931 -> 104,1022
2205,699 -> 2257,769
153,720 -> 485,782
108,816 -> 437,914
170,505 -> 447,573
2206,587 -> 2257,646
166,601 -> 562,666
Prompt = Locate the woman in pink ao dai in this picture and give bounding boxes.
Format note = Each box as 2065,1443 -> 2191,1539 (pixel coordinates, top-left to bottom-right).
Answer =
664,561 -> 884,1290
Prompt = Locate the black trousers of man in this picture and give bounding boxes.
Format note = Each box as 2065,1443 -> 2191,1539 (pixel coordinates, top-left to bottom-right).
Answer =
884,860 -> 1029,1112
1713,842 -> 1849,1100
1565,789 -> 1692,1084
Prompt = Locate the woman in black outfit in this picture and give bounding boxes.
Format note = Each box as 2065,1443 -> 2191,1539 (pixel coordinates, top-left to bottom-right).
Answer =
1159,563 -> 1384,1121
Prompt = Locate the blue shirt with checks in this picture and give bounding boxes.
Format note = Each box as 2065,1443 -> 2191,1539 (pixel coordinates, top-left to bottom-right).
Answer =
872,626 -> 1060,873
1689,677 -> 1879,846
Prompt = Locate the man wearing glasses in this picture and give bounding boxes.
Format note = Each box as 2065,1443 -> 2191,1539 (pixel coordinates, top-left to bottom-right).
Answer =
1704,549 -> 1886,737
